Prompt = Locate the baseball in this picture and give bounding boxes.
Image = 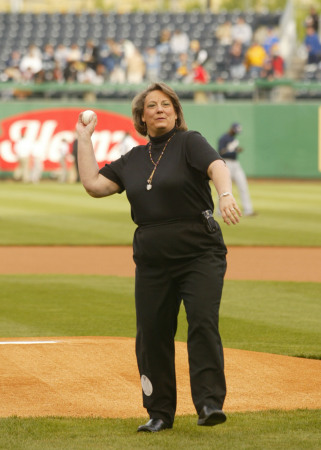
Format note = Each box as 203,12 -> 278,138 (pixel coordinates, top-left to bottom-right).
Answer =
81,110 -> 95,125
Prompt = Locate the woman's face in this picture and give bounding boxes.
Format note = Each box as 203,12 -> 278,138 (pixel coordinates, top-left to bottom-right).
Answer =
142,90 -> 177,137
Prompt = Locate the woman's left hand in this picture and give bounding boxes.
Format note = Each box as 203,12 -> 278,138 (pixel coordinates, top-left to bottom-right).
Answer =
207,159 -> 242,225
220,196 -> 242,225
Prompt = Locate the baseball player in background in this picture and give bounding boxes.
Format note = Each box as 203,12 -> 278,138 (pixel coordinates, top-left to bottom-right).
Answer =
217,123 -> 256,216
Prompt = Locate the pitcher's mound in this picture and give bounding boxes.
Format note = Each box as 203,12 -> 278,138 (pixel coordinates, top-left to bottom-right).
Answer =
0,336 -> 320,418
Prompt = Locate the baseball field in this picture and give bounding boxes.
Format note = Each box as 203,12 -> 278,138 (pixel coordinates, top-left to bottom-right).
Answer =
0,180 -> 320,449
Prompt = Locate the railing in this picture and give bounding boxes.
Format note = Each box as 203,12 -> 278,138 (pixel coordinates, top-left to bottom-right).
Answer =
0,79 -> 320,101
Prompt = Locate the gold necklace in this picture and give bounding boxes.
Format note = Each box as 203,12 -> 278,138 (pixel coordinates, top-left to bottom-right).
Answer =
146,133 -> 175,191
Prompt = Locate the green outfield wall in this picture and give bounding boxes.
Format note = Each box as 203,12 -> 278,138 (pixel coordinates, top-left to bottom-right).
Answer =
0,101 -> 320,179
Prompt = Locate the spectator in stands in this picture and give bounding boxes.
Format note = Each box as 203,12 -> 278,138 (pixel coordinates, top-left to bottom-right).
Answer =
244,40 -> 267,78
231,17 -> 253,46
99,38 -> 111,67
64,45 -> 84,82
228,41 -> 246,80
143,47 -> 161,82
189,39 -> 208,65
42,43 -> 56,81
304,6 -> 319,32
126,47 -> 146,83
270,43 -> 284,78
192,61 -> 209,84
6,49 -> 21,69
98,39 -> 124,82
262,27 -> 280,56
67,60 -> 93,83
52,61 -> 64,83
170,28 -> 190,54
82,39 -> 100,70
94,63 -> 108,84
5,50 -> 21,72
63,61 -> 78,82
174,52 -> 193,82
259,58 -> 274,81
54,44 -> 70,70
67,43 -> 82,63
121,38 -> 136,60
108,40 -> 126,83
19,44 -> 43,82
253,24 -> 268,46
157,28 -> 171,54
260,48 -> 284,81
304,25 -> 321,64
2,50 -> 22,81
99,38 -> 115,75
77,62 -> 105,85
215,20 -> 233,47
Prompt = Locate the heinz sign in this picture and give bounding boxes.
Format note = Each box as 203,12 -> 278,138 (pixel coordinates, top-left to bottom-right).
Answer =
0,107 -> 146,171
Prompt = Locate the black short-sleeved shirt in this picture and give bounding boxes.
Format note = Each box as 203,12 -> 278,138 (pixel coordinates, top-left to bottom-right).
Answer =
99,128 -> 223,226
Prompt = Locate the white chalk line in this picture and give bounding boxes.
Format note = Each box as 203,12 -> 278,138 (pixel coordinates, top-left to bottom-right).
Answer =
0,340 -> 59,345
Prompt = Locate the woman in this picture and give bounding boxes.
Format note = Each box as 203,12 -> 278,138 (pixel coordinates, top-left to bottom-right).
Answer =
76,82 -> 241,432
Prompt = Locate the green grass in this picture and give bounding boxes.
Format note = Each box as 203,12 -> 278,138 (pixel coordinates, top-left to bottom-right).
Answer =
225,180 -> 321,246
0,182 -> 135,245
0,180 -> 320,246
1,275 -> 320,359
220,280 -> 321,358
0,410 -> 320,449
0,275 -> 136,338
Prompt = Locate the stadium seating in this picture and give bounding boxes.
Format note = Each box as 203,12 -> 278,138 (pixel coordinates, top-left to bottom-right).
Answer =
0,10 -> 282,98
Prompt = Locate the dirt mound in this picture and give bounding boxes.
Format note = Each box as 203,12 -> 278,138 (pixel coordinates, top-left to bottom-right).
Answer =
1,337 -> 320,418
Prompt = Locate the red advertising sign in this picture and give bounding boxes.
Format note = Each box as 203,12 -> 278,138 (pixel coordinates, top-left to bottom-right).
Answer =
0,107 -> 147,171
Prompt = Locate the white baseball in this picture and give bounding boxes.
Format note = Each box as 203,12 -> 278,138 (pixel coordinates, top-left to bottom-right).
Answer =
81,110 -> 95,125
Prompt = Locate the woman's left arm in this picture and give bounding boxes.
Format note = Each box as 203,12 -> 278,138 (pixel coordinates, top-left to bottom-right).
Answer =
208,159 -> 242,225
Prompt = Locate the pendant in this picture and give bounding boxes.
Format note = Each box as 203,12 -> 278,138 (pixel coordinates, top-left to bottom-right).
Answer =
146,183 -> 152,191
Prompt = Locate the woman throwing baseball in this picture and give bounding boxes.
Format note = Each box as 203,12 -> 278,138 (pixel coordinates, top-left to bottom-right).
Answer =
76,82 -> 241,433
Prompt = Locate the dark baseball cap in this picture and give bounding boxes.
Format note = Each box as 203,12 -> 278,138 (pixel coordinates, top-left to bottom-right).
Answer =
231,123 -> 242,133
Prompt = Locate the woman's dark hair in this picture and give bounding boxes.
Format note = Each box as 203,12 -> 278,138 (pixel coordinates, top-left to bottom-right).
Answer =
131,82 -> 188,136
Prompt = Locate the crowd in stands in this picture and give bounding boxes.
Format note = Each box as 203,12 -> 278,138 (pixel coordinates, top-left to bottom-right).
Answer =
0,12 -> 287,93
216,17 -> 284,81
0,27 -> 284,87
0,7 -> 320,94
1,34 -> 214,88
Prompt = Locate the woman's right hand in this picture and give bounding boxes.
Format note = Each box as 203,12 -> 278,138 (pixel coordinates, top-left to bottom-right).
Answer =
76,112 -> 97,137
76,111 -> 121,198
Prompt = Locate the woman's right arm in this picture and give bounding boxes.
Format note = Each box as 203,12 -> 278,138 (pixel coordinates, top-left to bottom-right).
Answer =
76,112 -> 121,198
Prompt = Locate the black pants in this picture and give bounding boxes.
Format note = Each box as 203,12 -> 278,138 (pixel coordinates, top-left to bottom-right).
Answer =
133,220 -> 227,426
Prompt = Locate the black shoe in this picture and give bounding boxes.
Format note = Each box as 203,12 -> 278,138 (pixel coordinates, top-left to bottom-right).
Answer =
137,418 -> 172,433
197,406 -> 227,426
